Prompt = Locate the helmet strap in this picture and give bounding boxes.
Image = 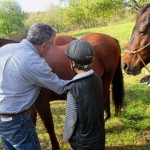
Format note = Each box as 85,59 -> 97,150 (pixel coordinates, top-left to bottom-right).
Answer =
70,61 -> 77,74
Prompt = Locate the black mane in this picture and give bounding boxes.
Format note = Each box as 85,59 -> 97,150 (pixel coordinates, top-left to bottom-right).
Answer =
136,4 -> 150,21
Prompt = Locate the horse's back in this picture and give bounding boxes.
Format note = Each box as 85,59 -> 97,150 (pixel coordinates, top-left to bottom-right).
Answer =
0,38 -> 18,47
54,34 -> 77,46
81,33 -> 120,60
81,33 -> 119,47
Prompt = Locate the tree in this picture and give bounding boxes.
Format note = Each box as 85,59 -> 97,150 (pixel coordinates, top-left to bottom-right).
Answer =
24,5 -> 66,33
124,0 -> 150,10
44,5 -> 65,33
62,0 -> 126,29
0,0 -> 26,38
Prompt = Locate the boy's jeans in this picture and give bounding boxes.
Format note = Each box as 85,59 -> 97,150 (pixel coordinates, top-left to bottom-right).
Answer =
0,111 -> 41,150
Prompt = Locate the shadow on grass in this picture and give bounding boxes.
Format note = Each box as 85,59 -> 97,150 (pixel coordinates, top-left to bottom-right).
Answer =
106,145 -> 150,150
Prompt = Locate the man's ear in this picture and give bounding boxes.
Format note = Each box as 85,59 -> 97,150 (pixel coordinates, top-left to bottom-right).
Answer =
72,61 -> 76,67
35,44 -> 47,57
41,42 -> 48,49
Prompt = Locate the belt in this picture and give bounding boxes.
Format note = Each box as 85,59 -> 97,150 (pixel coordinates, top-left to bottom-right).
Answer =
0,110 -> 27,118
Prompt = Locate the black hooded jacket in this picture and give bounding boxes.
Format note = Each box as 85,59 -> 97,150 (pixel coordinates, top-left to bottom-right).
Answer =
67,73 -> 105,150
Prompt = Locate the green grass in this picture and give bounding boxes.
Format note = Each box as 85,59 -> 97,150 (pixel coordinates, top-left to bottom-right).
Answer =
0,20 -> 149,149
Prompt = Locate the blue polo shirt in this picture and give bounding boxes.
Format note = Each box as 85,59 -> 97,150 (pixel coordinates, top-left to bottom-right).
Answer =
0,39 -> 68,114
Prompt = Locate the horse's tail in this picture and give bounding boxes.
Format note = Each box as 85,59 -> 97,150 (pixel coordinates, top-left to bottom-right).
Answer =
112,39 -> 125,115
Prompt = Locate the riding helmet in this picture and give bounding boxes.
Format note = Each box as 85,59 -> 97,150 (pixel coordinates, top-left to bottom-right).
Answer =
65,39 -> 94,68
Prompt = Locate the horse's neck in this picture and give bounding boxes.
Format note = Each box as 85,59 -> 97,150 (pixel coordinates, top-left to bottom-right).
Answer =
44,44 -> 67,63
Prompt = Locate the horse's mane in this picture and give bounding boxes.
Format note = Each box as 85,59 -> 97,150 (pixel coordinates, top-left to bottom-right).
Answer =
136,4 -> 150,21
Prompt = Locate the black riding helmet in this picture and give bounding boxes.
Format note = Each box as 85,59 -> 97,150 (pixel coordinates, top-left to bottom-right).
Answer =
65,39 -> 94,69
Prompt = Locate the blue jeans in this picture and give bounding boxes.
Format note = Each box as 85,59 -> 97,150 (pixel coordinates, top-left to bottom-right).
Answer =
0,111 -> 41,150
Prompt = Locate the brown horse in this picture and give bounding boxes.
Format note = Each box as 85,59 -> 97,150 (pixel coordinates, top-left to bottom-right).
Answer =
0,33 -> 124,149
0,38 -> 18,47
54,34 -> 77,46
122,4 -> 150,84
32,33 -> 124,149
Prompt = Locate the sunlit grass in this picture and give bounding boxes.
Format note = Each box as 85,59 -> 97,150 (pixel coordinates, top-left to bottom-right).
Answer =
67,21 -> 134,50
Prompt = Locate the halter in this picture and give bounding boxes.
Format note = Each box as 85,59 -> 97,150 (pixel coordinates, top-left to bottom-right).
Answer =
124,42 -> 150,73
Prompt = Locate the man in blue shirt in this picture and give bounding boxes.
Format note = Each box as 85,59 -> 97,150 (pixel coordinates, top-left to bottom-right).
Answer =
0,22 -> 69,150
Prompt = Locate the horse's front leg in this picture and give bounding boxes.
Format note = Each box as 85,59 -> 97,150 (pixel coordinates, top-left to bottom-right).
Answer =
28,106 -> 37,125
102,76 -> 111,121
35,100 -> 60,150
140,75 -> 150,86
104,91 -> 110,121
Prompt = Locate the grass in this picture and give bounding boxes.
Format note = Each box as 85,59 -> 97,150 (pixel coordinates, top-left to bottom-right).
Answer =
0,19 -> 149,149
66,21 -> 134,49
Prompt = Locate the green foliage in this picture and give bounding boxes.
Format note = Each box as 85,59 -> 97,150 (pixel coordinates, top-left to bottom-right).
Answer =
0,0 -> 26,38
63,0 -> 126,29
123,0 -> 150,13
24,12 -> 47,32
44,6 -> 66,33
24,6 -> 66,33
58,0 -> 150,30
2,0 -> 145,35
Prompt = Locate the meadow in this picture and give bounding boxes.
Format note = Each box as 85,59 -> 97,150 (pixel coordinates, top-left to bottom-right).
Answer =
0,19 -> 149,150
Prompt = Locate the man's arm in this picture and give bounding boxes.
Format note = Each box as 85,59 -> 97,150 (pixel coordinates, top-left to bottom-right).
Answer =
14,53 -> 69,94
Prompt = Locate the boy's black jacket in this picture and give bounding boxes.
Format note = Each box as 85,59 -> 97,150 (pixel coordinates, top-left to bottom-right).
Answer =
66,73 -> 105,150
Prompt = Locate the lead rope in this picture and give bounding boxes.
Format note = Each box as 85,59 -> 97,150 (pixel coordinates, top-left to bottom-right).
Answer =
137,53 -> 150,73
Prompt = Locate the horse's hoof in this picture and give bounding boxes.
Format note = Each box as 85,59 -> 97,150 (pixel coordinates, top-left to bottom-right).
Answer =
140,75 -> 150,84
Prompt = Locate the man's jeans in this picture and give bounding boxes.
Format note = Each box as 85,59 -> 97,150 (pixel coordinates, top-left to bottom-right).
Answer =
0,111 -> 41,150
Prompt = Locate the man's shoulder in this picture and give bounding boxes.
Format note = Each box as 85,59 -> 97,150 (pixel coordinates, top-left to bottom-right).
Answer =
13,44 -> 38,61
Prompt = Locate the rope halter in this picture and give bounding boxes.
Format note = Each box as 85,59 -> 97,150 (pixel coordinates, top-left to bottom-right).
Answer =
124,42 -> 150,73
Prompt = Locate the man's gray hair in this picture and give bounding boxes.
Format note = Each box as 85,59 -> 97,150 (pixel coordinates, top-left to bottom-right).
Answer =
26,22 -> 56,45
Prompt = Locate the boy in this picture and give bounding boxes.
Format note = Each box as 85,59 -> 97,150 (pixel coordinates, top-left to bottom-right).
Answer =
63,39 -> 105,150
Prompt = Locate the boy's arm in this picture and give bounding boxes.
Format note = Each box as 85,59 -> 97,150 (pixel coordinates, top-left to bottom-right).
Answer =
63,91 -> 77,142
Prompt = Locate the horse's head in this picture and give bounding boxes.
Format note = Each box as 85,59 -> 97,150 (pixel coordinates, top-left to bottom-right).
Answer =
122,4 -> 150,75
